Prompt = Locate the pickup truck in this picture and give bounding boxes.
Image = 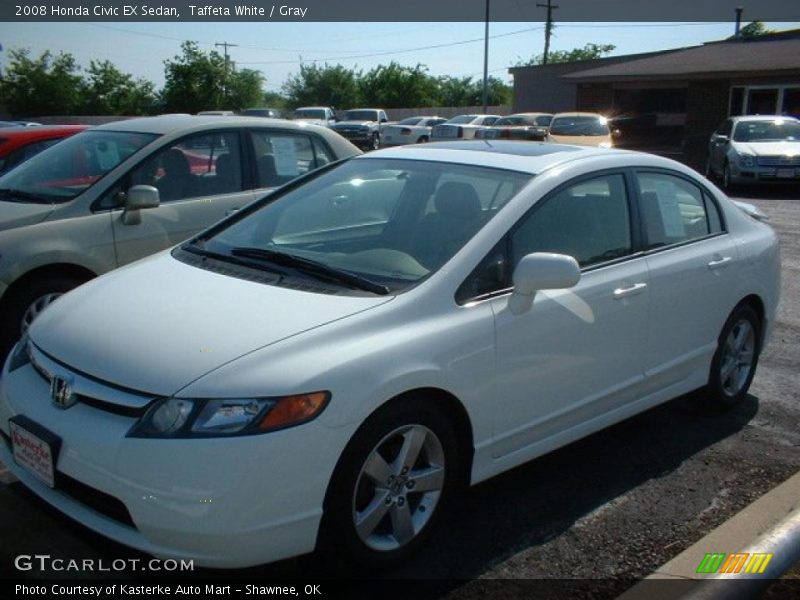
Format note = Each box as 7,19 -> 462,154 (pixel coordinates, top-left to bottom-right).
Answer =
329,108 -> 389,150
292,106 -> 337,127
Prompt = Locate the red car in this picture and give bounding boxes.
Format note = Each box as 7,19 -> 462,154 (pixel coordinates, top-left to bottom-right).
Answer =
0,125 -> 89,175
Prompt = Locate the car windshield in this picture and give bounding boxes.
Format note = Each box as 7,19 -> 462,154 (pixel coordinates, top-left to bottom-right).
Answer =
0,130 -> 158,203
550,116 -> 610,136
398,117 -> 425,125
733,119 -> 800,142
445,115 -> 479,124
295,109 -> 326,119
343,110 -> 379,121
196,158 -> 531,293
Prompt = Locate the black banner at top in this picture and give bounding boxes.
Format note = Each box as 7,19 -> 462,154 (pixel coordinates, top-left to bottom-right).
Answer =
2,0 -> 799,22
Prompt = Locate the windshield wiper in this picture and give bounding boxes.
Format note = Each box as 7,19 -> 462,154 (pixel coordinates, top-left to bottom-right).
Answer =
0,188 -> 51,203
230,246 -> 390,295
183,241 -> 287,277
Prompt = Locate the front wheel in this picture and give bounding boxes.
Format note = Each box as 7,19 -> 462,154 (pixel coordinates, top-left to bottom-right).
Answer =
319,399 -> 459,569
417,135 -> 429,143
0,274 -> 88,362
705,303 -> 761,410
722,161 -> 734,191
369,132 -> 380,151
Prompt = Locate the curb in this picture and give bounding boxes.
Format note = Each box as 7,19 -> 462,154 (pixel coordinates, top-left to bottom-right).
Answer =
618,469 -> 800,600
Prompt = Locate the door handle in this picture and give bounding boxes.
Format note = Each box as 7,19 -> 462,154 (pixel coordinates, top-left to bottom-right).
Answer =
613,283 -> 647,299
708,256 -> 732,270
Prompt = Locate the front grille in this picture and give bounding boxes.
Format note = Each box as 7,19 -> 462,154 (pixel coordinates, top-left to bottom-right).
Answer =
757,156 -> 800,167
57,472 -> 137,529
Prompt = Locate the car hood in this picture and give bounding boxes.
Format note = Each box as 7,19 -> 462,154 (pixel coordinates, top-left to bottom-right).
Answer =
0,199 -> 54,231
734,141 -> 800,156
30,252 -> 394,396
332,120 -> 375,127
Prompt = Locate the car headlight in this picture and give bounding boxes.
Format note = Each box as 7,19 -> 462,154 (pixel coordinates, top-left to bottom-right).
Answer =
127,392 -> 330,438
739,153 -> 755,167
8,334 -> 31,372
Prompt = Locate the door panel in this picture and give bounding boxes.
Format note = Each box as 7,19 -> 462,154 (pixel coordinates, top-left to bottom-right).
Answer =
491,259 -> 649,457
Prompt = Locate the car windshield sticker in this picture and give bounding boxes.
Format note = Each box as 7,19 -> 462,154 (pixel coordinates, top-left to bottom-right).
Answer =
655,181 -> 686,237
272,137 -> 300,176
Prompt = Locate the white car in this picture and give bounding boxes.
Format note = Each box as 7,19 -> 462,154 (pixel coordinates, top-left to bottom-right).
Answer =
0,142 -> 780,569
292,106 -> 337,127
381,116 -> 447,146
0,115 -> 360,360
430,114 -> 501,140
706,115 -> 800,188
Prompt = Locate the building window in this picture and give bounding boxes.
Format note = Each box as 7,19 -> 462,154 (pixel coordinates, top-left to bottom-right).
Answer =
729,85 -> 800,117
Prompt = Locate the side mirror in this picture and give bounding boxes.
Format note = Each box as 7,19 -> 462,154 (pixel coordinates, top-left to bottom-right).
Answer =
509,252 -> 581,314
126,185 -> 160,209
121,185 -> 160,225
713,134 -> 729,143
380,117 -> 388,123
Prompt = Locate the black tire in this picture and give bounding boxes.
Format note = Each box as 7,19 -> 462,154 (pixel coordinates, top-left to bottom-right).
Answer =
705,303 -> 761,410
318,398 -> 459,570
722,161 -> 735,191
705,156 -> 715,180
0,274 -> 88,362
417,136 -> 429,143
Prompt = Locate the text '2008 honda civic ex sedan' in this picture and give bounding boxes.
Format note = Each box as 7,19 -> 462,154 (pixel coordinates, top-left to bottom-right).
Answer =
0,142 -> 780,569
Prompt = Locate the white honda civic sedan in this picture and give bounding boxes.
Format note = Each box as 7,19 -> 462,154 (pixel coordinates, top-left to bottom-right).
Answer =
0,142 -> 780,569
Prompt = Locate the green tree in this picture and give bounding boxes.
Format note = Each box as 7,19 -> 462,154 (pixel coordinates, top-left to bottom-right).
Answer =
83,60 -> 158,115
0,48 -> 83,116
261,90 -> 290,110
359,62 -> 439,108
734,21 -> 773,38
436,75 -> 511,106
515,43 -> 616,67
162,41 -> 263,113
282,63 -> 362,109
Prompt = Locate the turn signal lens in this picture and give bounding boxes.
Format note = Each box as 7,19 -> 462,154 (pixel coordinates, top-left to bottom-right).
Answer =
258,392 -> 330,431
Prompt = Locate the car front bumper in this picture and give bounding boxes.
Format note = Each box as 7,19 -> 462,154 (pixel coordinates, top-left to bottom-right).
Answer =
0,354 -> 346,568
730,163 -> 800,184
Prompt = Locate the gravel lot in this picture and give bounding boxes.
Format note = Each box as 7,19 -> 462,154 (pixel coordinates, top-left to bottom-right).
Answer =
1,186 -> 798,597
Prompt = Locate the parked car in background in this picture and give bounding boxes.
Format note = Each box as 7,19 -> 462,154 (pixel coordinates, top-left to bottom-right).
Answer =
292,107 -> 337,127
329,108 -> 389,150
240,108 -> 285,119
0,115 -> 360,359
0,141 -> 779,569
0,121 -> 42,128
381,116 -> 447,146
430,114 -> 501,140
706,115 -> 800,188
546,112 -> 615,148
475,113 -> 553,141
0,125 -> 89,175
197,111 -> 236,116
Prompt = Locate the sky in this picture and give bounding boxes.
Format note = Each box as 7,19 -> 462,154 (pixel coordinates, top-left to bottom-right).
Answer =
1,20 -> 798,94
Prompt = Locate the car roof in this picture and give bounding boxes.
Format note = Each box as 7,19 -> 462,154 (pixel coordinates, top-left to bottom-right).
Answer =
552,112 -> 607,119
732,115 -> 800,122
92,115 -> 316,135
358,141 -> 630,174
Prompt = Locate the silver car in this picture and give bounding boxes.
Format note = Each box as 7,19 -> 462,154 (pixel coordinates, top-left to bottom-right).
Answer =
706,115 -> 800,188
0,115 -> 360,359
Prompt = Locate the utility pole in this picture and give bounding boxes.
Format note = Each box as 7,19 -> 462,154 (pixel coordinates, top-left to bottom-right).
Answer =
537,0 -> 558,65
215,41 -> 238,104
482,0 -> 490,113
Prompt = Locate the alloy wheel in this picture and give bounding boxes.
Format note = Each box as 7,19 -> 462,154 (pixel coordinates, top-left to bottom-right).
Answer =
21,292 -> 63,336
351,424 -> 445,552
719,318 -> 756,397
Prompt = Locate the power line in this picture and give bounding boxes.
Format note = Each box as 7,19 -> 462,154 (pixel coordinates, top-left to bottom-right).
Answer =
238,26 -> 544,65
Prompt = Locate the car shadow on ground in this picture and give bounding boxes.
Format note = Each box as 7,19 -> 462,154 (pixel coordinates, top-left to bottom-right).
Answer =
1,391 -> 758,588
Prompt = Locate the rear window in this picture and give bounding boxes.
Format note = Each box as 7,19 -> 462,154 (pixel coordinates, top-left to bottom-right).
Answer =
550,116 -> 610,136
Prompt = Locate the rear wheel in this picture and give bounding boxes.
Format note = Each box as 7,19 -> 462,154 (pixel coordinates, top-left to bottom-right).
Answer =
319,399 -> 459,569
417,135 -> 429,143
705,303 -> 761,410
